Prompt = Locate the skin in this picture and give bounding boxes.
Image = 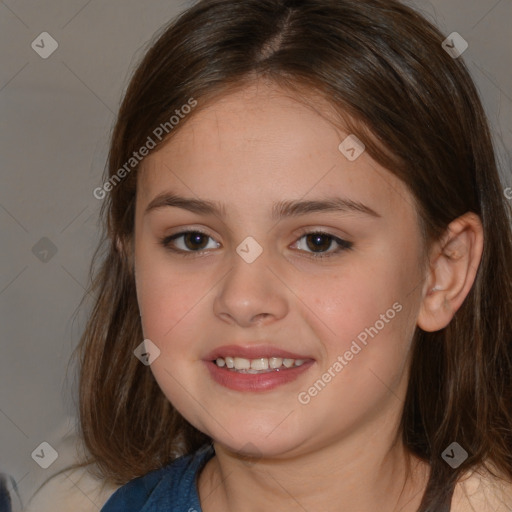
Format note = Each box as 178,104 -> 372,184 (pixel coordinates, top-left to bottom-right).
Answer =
132,80 -> 484,511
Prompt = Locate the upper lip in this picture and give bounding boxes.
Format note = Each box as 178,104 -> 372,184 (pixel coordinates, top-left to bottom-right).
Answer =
204,344 -> 314,361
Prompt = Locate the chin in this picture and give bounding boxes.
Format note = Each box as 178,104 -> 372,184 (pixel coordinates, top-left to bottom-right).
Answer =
212,431 -> 305,460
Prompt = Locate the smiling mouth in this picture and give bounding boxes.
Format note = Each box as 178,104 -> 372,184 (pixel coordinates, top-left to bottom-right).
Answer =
213,356 -> 309,373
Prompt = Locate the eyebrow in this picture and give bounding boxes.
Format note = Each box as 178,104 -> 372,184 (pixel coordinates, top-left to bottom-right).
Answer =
144,192 -> 381,220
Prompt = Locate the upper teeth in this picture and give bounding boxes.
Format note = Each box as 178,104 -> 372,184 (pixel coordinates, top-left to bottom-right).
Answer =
215,356 -> 306,371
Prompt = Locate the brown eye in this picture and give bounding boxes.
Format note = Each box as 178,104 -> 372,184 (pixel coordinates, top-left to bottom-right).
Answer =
294,231 -> 353,259
181,232 -> 209,250
305,233 -> 334,252
160,231 -> 219,253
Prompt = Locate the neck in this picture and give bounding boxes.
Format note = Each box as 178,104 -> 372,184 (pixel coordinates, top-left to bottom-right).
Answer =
198,417 -> 430,512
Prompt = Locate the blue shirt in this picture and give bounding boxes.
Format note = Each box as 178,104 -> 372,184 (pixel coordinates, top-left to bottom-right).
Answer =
100,443 -> 215,512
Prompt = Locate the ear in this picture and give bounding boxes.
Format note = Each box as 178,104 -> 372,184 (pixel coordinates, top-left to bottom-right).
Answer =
417,212 -> 484,332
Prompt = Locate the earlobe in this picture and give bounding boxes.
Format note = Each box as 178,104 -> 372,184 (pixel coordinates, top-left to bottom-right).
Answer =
417,212 -> 484,332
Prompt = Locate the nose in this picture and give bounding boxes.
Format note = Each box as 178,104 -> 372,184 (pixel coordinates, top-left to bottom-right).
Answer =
213,249 -> 289,327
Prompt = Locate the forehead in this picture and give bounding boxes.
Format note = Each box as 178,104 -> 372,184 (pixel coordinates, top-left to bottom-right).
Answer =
137,82 -> 414,220
139,82 -> 342,180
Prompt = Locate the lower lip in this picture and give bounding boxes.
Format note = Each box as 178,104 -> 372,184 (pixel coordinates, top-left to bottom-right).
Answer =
204,360 -> 315,392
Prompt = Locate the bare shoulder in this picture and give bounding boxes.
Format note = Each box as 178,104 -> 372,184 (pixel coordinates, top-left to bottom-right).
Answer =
451,462 -> 512,512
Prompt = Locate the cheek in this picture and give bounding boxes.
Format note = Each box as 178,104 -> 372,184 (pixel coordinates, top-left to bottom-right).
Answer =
299,260 -> 414,390
134,253 -> 207,419
297,290 -> 412,428
303,263 -> 400,342
134,245 -> 204,348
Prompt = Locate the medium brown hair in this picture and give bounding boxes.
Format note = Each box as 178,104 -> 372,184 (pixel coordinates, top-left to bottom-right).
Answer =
60,0 -> 512,509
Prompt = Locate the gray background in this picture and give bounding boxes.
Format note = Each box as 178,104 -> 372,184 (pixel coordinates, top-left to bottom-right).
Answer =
1,0 -> 511,507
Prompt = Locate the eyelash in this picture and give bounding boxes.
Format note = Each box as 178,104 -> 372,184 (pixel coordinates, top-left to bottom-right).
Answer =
159,229 -> 353,260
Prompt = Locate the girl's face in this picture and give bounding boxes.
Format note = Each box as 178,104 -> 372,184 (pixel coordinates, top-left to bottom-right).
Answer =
134,81 -> 427,459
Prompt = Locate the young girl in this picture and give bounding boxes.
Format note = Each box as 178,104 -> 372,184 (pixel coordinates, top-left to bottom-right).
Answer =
68,0 -> 512,510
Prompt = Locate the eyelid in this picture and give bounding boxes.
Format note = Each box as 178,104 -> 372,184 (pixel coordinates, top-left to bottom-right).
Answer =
293,225 -> 351,240
162,225 -> 215,241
